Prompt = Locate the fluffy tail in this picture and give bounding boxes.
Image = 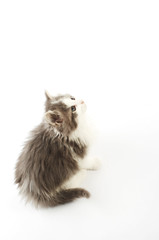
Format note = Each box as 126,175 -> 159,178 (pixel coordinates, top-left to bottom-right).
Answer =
40,188 -> 90,207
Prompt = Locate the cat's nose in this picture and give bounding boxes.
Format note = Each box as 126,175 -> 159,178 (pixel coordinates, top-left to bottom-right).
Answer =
77,100 -> 85,105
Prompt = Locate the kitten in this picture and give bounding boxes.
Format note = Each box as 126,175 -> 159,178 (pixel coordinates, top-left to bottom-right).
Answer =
15,91 -> 99,207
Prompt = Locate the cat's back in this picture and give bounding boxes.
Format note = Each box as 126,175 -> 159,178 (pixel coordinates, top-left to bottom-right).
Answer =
15,123 -> 79,191
15,123 -> 51,183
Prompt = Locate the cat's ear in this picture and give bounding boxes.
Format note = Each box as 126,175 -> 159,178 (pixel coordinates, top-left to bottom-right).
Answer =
45,90 -> 53,100
45,110 -> 63,126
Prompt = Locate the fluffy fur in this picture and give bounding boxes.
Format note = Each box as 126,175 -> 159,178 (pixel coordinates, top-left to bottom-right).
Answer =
15,91 -> 99,207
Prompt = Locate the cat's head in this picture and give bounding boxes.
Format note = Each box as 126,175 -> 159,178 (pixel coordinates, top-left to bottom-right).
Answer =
44,91 -> 87,136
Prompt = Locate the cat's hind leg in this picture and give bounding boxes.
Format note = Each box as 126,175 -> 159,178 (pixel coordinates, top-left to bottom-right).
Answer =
63,169 -> 87,189
47,170 -> 90,206
79,157 -> 101,171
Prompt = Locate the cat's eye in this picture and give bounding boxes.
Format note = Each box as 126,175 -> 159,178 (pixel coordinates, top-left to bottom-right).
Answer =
71,106 -> 76,112
71,97 -> 75,100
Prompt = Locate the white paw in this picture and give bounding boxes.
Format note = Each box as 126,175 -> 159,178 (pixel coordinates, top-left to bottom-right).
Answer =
88,158 -> 101,170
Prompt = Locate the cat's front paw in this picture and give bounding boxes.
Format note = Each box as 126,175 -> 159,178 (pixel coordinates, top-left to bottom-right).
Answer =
88,158 -> 101,171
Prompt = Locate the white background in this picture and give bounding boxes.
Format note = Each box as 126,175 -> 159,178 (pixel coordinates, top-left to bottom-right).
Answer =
0,1 -> 159,239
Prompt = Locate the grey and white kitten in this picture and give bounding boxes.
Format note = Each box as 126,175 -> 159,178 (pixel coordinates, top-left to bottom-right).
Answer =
15,91 -> 99,207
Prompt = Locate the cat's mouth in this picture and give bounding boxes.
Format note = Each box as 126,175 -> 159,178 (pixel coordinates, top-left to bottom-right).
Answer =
75,99 -> 87,113
81,101 -> 87,113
